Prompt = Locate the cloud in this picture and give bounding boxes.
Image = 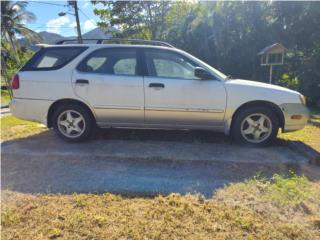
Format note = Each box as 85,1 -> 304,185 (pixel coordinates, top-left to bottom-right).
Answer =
83,20 -> 96,32
82,2 -> 90,9
69,21 -> 77,28
46,16 -> 70,34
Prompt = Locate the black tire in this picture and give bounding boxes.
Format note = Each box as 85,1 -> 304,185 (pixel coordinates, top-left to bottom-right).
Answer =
52,104 -> 94,142
231,106 -> 279,147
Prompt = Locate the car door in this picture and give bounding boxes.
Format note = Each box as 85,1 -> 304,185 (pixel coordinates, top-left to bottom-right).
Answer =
72,47 -> 144,125
143,49 -> 226,128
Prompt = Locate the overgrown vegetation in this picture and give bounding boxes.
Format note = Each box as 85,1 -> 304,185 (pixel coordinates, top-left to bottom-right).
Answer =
1,116 -> 46,142
2,174 -> 320,240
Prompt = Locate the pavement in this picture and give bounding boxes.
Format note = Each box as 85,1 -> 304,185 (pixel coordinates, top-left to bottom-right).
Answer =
0,106 -> 10,117
1,128 -> 318,197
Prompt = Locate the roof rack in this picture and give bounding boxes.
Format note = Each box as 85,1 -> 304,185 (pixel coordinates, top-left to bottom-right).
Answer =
55,38 -> 174,48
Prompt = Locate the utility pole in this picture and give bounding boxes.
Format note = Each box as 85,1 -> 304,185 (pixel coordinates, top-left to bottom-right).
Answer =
68,0 -> 82,43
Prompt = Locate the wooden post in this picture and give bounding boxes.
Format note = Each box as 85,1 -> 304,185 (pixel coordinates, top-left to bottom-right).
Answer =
269,65 -> 273,84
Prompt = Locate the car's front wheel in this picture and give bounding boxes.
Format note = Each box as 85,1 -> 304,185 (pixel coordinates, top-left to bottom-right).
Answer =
231,106 -> 279,146
52,104 -> 94,142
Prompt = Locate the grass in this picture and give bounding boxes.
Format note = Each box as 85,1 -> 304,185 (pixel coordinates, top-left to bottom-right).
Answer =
2,175 -> 320,240
1,116 -> 46,142
1,111 -> 320,239
1,90 -> 11,107
279,125 -> 320,152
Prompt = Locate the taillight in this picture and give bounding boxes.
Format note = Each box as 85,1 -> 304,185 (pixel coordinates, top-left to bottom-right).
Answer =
11,74 -> 19,89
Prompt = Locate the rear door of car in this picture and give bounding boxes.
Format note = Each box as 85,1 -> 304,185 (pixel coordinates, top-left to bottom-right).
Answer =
72,47 -> 145,126
143,48 -> 226,128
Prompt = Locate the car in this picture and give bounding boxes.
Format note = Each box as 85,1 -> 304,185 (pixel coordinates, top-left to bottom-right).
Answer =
9,39 -> 309,146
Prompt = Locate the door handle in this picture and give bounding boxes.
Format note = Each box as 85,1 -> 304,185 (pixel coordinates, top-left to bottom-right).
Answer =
75,79 -> 89,84
149,83 -> 165,88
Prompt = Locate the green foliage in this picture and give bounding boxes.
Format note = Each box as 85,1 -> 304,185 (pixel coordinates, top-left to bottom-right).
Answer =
267,173 -> 311,206
1,1 -> 41,45
92,1 -> 171,39
4,46 -> 34,77
1,89 -> 11,105
277,73 -> 300,90
93,1 -> 320,105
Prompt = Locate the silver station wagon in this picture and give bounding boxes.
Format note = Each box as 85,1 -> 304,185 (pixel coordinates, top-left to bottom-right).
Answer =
10,39 -> 309,146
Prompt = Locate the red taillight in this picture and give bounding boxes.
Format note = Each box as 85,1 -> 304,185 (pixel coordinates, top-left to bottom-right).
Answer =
11,74 -> 19,89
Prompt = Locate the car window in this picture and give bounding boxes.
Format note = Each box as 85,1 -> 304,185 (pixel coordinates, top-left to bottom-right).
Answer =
22,47 -> 87,71
145,50 -> 200,80
77,48 -> 137,76
86,57 -> 107,71
113,58 -> 136,75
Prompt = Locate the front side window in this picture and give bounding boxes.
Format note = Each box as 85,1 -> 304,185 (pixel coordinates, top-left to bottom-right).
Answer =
77,48 -> 137,76
22,47 -> 87,71
145,50 -> 200,80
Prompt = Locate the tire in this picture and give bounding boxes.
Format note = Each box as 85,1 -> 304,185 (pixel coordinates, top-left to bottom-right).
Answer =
52,104 -> 94,142
231,106 -> 279,147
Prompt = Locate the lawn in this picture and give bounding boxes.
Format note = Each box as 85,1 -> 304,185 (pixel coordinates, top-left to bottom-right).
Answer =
1,116 -> 320,240
1,116 -> 46,142
279,125 -> 320,153
2,175 -> 320,240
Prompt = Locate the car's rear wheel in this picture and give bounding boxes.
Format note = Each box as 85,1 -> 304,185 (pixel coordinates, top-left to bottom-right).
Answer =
231,106 -> 279,146
52,104 -> 94,142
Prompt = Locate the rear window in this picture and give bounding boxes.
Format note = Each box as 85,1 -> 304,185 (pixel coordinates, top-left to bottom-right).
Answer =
21,47 -> 87,71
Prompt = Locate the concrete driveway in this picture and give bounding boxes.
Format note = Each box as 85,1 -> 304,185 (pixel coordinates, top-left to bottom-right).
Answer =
1,129 -> 314,197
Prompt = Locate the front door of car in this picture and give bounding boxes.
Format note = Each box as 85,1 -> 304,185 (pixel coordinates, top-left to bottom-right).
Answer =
72,47 -> 144,125
143,49 -> 226,128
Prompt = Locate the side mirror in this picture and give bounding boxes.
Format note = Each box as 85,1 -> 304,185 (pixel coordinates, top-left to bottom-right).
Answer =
194,67 -> 214,80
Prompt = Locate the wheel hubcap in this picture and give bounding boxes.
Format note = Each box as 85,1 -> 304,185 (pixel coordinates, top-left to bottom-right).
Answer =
240,113 -> 272,143
57,110 -> 85,138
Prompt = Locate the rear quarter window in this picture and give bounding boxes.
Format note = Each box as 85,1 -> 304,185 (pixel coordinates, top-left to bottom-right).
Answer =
21,47 -> 88,71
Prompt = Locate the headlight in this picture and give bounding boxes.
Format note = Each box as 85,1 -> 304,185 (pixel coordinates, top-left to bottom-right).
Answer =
299,94 -> 306,105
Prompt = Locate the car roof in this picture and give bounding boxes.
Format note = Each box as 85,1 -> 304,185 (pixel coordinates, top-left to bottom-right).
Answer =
38,43 -> 177,51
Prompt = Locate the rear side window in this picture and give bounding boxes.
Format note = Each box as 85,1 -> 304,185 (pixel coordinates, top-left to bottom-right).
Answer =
77,48 -> 138,76
21,47 -> 87,71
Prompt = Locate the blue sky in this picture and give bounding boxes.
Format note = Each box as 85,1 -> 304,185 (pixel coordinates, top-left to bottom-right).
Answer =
25,1 -> 103,36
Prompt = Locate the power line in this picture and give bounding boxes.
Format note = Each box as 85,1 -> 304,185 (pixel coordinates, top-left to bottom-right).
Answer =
79,8 -> 97,27
30,1 -> 68,7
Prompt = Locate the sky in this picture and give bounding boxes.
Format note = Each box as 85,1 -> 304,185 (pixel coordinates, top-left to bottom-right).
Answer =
25,1 -> 103,37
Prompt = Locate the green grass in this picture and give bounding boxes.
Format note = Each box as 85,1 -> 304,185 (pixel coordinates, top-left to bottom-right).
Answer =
279,125 -> 320,152
2,175 -> 320,240
1,116 -> 46,142
1,90 -> 11,106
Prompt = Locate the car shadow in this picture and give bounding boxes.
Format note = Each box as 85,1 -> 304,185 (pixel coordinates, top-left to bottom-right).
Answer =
94,127 -> 230,144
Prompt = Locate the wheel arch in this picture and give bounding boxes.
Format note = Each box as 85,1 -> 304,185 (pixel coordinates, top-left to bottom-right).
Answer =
230,100 -> 285,132
47,98 -> 96,128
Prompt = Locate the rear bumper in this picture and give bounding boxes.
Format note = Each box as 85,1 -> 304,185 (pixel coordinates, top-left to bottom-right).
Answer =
280,103 -> 309,132
9,98 -> 53,125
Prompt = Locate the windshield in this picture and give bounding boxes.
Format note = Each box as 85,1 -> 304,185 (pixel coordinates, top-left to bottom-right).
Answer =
179,50 -> 227,80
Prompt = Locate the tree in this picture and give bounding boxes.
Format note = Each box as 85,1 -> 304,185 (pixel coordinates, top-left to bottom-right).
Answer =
92,1 -> 320,105
1,1 -> 41,62
92,0 -> 171,39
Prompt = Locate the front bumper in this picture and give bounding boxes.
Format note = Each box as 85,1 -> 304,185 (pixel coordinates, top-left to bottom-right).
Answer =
280,103 -> 310,132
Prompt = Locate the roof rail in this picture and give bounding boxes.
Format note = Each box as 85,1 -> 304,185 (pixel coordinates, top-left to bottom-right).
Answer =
55,38 -> 174,48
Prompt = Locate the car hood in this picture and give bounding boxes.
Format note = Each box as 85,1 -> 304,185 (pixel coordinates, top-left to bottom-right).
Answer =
225,79 -> 299,95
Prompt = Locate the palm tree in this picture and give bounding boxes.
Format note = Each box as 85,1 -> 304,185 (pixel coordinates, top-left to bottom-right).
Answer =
1,1 -> 41,62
